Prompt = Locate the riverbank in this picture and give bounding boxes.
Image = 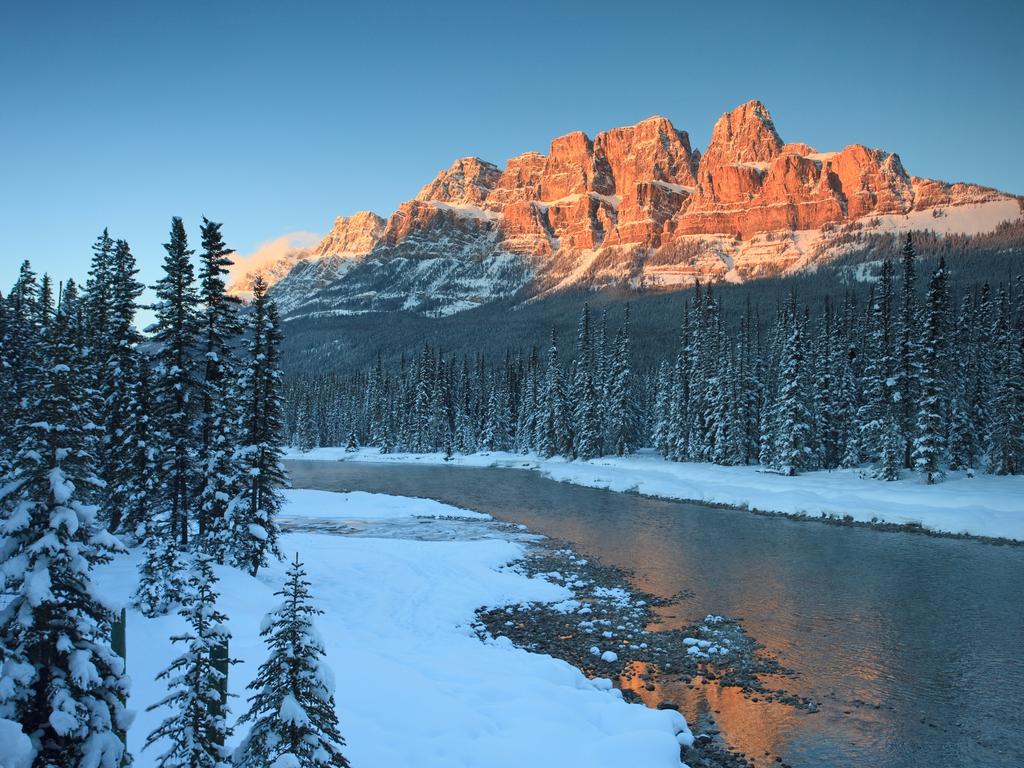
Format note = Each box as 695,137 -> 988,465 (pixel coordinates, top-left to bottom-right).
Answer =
91,489 -> 691,768
285,447 -> 1024,542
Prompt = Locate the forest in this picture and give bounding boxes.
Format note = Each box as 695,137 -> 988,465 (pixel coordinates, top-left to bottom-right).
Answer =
285,235 -> 1024,482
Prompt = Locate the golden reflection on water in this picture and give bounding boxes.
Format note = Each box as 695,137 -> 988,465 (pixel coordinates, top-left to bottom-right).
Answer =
621,661 -> 807,766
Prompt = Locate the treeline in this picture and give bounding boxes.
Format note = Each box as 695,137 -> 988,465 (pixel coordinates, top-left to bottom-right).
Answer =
0,219 -> 302,766
286,236 -> 1024,481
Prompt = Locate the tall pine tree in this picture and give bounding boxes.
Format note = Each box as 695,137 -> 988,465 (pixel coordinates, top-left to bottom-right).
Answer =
152,217 -> 202,547
228,277 -> 285,576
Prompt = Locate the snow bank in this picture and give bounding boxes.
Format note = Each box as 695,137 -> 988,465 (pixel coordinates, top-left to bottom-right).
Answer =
93,490 -> 688,768
286,448 -> 1024,541
282,488 -> 491,520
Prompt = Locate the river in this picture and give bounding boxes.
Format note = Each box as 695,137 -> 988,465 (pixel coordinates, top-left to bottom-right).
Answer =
286,459 -> 1024,768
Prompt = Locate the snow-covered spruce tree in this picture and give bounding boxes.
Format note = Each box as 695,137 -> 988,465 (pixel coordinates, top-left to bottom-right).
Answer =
0,289 -> 11,472
859,259 -> 902,479
145,554 -> 236,768
970,284 -> 997,454
757,304 -> 787,469
0,297 -> 130,767
367,354 -> 389,449
814,298 -> 843,469
667,305 -> 693,462
119,361 -> 161,539
85,229 -> 116,363
537,329 -> 566,458
2,262 -> 42,463
134,514 -> 187,618
454,359 -> 476,454
836,341 -> 862,469
481,374 -> 509,451
571,304 -> 604,459
769,312 -> 815,476
896,233 -> 920,468
234,554 -> 350,768
736,304 -> 762,465
652,361 -> 672,457
947,294 -> 979,471
912,259 -> 950,483
227,276 -> 285,576
80,231 -> 121,514
196,218 -> 244,558
513,351 -> 540,454
606,304 -> 638,456
152,216 -> 202,547
102,238 -> 146,533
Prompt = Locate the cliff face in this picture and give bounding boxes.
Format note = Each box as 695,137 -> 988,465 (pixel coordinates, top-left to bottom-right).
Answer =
246,101 -> 1021,318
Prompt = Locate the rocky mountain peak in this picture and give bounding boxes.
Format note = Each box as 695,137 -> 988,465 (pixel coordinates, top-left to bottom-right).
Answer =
594,115 -> 697,192
312,210 -> 386,257
416,157 -> 502,206
700,100 -> 784,170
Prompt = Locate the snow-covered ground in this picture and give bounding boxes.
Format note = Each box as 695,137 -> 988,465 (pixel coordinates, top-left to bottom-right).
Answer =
286,448 -> 1024,542
94,489 -> 690,768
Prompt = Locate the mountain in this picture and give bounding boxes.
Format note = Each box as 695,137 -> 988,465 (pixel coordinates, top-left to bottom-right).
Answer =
233,101 -> 1022,320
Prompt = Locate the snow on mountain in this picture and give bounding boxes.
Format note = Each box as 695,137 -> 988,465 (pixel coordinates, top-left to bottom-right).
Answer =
242,101 -> 1023,319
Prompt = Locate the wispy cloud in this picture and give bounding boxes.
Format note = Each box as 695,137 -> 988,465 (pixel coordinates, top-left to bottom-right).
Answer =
228,231 -> 321,285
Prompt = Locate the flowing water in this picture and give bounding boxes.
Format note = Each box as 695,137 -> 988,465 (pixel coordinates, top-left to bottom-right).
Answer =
286,459 -> 1024,768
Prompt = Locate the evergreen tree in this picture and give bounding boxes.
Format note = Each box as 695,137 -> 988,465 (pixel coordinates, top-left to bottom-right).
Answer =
606,305 -> 638,456
896,234 -> 920,468
152,217 -> 202,547
948,294 -> 979,470
0,300 -> 130,767
134,513 -> 187,618
0,289 -> 11,472
912,259 -> 950,483
196,218 -> 244,556
537,329 -> 566,458
234,554 -> 350,768
85,229 -> 116,360
228,277 -> 285,576
3,263 -> 43,465
769,313 -> 815,475
652,361 -> 672,457
859,259 -> 902,479
571,304 -> 603,459
144,554 -> 236,768
103,239 -> 146,532
119,361 -> 161,538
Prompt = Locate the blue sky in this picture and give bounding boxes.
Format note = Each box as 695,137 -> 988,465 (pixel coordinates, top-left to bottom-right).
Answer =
1,0 -> 1021,293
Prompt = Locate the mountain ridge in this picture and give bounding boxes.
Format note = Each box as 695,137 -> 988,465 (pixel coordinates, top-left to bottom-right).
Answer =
229,101 -> 1023,319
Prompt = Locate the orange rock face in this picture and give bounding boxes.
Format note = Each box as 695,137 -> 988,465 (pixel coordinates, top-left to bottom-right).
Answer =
594,115 -> 697,192
312,211 -> 386,257
415,157 -> 502,206
910,178 -> 1005,210
698,100 -> 783,171
487,152 -> 546,209
827,144 -> 913,219
541,131 -> 610,200
299,100 -> 1019,298
609,181 -> 689,247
